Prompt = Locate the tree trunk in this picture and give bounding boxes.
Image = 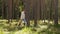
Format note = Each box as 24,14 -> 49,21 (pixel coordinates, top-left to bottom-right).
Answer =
53,0 -> 58,25
8,0 -> 13,23
40,0 -> 45,23
2,0 -> 5,19
24,0 -> 30,26
33,0 -> 37,26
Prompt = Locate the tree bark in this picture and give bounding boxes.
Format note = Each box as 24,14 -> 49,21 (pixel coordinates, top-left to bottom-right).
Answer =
53,0 -> 58,25
24,0 -> 30,26
8,0 -> 13,23
2,0 -> 5,19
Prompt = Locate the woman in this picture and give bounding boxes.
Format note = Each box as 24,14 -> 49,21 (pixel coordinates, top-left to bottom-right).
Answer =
18,9 -> 27,26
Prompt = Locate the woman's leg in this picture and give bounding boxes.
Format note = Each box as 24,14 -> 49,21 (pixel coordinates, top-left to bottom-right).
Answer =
24,19 -> 27,25
18,19 -> 22,26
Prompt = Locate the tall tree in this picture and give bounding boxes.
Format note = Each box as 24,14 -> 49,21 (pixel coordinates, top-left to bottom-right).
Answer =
40,0 -> 45,23
33,0 -> 37,26
37,0 -> 41,20
15,0 -> 20,20
2,0 -> 4,19
7,0 -> 13,23
23,0 -> 30,26
53,0 -> 58,25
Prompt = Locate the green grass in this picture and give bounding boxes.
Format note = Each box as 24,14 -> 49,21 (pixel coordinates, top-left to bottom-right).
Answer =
0,19 -> 60,34
0,26 -> 60,34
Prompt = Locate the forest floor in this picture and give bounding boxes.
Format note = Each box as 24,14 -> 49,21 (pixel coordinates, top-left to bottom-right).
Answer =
0,19 -> 60,34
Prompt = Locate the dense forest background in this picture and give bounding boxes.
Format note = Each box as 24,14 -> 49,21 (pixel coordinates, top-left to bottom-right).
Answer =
0,0 -> 22,19
0,0 -> 60,19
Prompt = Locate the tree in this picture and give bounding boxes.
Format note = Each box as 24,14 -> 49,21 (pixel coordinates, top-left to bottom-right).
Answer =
7,0 -> 13,23
40,0 -> 45,23
53,0 -> 58,25
2,0 -> 4,19
23,0 -> 30,26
